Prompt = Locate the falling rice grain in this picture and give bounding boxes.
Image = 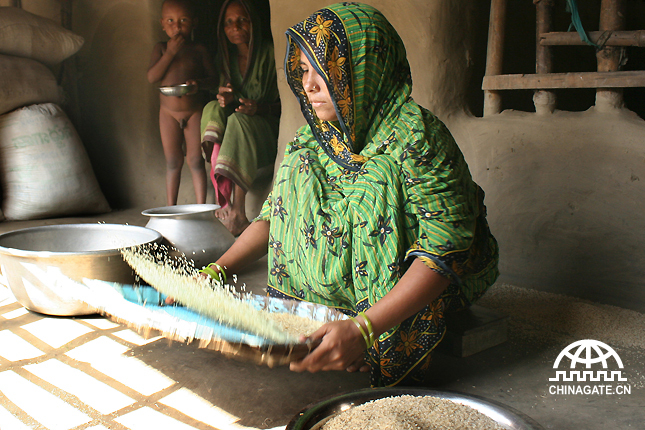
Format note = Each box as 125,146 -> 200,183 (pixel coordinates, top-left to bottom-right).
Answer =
120,244 -> 309,344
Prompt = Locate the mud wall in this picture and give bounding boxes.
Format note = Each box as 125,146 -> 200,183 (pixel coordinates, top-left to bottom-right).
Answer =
4,0 -> 645,311
269,0 -> 645,312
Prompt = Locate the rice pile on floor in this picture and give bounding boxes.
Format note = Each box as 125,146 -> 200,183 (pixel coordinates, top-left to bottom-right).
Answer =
120,243 -> 322,343
320,395 -> 504,430
477,283 -> 645,350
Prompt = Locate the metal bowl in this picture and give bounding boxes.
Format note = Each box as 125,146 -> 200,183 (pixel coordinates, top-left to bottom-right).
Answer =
159,83 -> 195,96
0,224 -> 162,316
142,204 -> 234,270
287,388 -> 544,430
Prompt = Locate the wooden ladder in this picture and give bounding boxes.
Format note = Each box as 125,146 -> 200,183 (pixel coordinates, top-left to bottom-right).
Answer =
483,0 -> 645,115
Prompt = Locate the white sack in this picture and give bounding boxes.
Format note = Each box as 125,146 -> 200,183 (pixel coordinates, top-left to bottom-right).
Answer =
0,6 -> 84,66
0,103 -> 111,221
0,54 -> 61,116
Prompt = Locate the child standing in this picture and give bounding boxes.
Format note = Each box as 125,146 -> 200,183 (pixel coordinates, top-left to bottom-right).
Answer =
148,0 -> 216,206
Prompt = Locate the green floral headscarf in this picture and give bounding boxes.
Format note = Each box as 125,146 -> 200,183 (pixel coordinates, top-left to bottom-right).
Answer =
285,2 -> 412,171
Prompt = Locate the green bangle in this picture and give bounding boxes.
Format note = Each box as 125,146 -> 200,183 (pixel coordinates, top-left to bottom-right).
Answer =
359,311 -> 376,347
349,316 -> 371,349
199,263 -> 226,284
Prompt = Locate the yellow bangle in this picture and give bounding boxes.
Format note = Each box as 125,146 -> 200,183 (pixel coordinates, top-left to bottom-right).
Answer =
358,312 -> 376,347
349,316 -> 370,349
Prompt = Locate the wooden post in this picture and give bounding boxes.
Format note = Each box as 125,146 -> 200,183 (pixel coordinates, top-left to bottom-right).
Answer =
483,0 -> 507,116
534,0 -> 556,114
596,0 -> 627,110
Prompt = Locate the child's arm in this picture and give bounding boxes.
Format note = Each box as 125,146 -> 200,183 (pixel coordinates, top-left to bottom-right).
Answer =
147,35 -> 184,84
186,44 -> 218,93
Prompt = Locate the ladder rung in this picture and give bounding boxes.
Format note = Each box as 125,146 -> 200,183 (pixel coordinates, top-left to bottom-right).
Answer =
482,71 -> 645,90
540,30 -> 645,47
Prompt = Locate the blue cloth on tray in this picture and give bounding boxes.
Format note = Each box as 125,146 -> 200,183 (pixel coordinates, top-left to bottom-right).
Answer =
112,284 -> 284,347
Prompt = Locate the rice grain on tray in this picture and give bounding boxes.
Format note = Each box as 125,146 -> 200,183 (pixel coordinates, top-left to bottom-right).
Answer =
120,244 -> 321,343
320,395 -> 505,430
268,312 -> 323,338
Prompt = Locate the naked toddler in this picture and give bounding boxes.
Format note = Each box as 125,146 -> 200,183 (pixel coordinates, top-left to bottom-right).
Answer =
147,0 -> 216,205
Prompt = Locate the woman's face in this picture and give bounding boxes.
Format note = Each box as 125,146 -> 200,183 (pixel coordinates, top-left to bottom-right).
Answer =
299,50 -> 337,122
223,2 -> 251,46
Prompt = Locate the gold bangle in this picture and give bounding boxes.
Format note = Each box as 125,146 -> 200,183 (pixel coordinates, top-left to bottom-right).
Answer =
359,311 -> 376,347
349,316 -> 370,349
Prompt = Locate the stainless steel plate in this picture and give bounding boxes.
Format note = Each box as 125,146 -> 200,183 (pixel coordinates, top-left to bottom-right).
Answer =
286,388 -> 544,430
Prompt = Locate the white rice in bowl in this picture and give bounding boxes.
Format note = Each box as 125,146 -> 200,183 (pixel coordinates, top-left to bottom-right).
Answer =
319,394 -> 505,430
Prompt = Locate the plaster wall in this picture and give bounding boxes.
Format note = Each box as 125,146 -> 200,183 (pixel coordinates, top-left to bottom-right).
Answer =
71,0 -> 173,208
7,0 -> 645,311
269,0 -> 645,312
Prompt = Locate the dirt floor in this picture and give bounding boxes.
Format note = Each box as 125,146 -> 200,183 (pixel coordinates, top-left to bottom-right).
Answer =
0,209 -> 643,429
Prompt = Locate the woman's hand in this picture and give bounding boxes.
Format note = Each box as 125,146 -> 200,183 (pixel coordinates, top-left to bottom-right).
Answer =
217,83 -> 235,107
236,98 -> 258,116
290,319 -> 367,373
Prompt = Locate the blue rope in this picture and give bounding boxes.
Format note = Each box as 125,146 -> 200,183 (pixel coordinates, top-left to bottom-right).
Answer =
565,0 -> 601,49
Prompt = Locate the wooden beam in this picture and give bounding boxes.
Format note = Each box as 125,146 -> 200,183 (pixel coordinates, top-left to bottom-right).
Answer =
535,0 -> 556,114
540,30 -> 645,47
535,0 -> 554,75
482,71 -> 645,90
483,0 -> 507,116
596,0 -> 627,108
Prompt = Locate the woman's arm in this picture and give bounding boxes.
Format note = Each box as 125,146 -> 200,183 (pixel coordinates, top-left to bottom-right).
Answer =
209,220 -> 270,275
289,258 -> 450,372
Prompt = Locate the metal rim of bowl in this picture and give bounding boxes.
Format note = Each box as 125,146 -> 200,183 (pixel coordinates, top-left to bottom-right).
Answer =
0,223 -> 163,257
286,387 -> 544,430
159,83 -> 193,89
141,204 -> 221,217
159,83 -> 195,95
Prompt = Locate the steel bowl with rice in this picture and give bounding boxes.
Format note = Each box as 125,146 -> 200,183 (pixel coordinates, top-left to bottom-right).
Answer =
287,388 -> 544,430
0,224 -> 162,316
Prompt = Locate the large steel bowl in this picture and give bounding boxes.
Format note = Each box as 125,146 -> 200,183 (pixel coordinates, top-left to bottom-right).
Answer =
0,224 -> 162,316
142,204 -> 235,269
287,388 -> 544,430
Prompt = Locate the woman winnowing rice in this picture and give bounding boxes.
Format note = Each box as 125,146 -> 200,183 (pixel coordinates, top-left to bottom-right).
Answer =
200,2 -> 499,387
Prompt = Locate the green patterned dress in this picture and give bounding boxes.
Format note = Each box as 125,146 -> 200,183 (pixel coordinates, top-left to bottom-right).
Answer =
257,3 -> 499,387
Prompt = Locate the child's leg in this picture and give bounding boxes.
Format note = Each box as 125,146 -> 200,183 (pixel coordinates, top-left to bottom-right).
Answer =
184,110 -> 207,204
159,107 -> 185,206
